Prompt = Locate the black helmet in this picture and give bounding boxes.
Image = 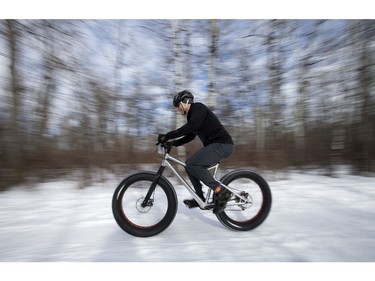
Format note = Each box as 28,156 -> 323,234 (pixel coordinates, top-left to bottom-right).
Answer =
173,90 -> 194,107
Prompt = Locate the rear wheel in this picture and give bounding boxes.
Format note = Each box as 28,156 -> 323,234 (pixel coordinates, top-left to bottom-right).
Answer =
112,172 -> 177,237
216,170 -> 272,231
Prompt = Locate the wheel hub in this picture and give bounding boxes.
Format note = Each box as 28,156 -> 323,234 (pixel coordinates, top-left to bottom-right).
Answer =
136,197 -> 153,213
235,191 -> 253,209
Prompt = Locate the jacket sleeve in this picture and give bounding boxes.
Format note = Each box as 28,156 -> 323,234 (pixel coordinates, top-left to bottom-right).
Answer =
173,133 -> 196,147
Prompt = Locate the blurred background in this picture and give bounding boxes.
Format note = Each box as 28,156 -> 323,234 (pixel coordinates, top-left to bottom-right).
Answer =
1,19 -> 374,190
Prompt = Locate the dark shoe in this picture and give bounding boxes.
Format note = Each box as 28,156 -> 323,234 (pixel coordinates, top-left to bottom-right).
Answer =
213,187 -> 231,214
184,194 -> 205,209
183,198 -> 200,208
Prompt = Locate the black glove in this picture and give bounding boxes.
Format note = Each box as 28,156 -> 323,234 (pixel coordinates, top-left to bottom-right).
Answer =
158,134 -> 167,144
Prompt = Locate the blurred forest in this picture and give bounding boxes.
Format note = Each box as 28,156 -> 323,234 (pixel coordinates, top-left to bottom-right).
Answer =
0,19 -> 374,189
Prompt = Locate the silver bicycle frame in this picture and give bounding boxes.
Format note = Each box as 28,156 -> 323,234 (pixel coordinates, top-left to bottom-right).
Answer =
161,151 -> 217,209
158,145 -> 249,209
160,148 -> 248,209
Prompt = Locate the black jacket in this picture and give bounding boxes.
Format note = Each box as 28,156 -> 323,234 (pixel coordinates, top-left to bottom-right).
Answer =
165,102 -> 234,147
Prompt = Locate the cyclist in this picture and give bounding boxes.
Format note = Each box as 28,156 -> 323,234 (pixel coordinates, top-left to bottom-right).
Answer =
158,90 -> 234,213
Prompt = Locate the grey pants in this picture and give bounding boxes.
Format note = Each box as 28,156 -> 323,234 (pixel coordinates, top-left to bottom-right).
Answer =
185,143 -> 234,196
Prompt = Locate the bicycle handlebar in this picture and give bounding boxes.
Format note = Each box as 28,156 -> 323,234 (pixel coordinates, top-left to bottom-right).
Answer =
156,141 -> 172,154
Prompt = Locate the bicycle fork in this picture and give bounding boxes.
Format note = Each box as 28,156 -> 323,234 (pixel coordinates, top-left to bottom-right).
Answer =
141,165 -> 165,208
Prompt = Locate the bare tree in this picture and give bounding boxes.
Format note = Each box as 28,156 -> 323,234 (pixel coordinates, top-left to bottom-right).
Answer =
352,20 -> 375,173
171,20 -> 187,160
295,20 -> 323,166
207,20 -> 218,109
4,20 -> 24,181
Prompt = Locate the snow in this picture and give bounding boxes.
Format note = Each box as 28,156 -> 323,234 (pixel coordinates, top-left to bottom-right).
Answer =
0,168 -> 374,278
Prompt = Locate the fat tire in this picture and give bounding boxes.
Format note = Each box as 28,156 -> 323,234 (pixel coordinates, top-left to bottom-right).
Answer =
216,170 -> 272,231
112,172 -> 178,237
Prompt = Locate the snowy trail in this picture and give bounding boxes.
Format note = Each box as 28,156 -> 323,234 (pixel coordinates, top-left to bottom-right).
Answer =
1,171 -> 375,262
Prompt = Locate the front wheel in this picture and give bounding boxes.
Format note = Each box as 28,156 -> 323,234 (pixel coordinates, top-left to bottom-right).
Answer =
216,170 -> 272,231
112,172 -> 178,237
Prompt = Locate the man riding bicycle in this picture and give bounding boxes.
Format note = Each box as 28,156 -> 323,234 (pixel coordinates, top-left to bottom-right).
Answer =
158,90 -> 234,214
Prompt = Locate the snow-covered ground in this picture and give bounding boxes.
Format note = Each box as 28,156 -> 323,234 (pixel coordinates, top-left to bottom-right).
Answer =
0,167 -> 375,262
1,168 -> 375,264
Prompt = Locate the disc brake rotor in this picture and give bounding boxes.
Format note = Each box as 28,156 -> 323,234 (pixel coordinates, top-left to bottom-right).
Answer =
136,197 -> 153,213
235,191 -> 253,210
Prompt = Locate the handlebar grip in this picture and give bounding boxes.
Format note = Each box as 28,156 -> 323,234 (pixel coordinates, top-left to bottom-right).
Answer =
162,142 -> 172,153
155,142 -> 172,154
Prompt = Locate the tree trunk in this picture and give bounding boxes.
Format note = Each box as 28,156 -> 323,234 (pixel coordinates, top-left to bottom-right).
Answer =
5,20 -> 23,180
207,19 -> 218,109
171,20 -> 186,161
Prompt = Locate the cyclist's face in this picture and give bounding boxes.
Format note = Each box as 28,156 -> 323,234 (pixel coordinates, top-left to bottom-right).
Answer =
177,103 -> 184,114
177,102 -> 190,116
